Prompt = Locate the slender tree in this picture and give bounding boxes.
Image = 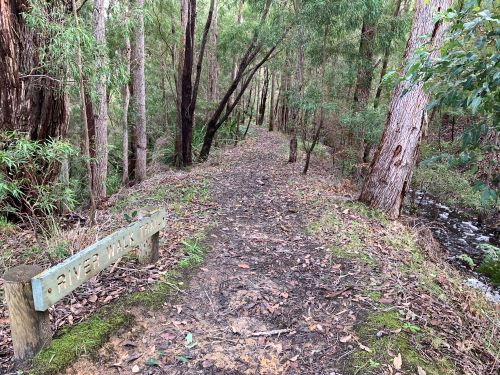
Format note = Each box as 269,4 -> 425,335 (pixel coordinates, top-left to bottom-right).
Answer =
269,71 -> 276,131
207,0 -> 220,102
359,0 -> 453,219
133,0 -> 147,182
71,0 -> 96,219
258,68 -> 270,126
121,9 -> 131,186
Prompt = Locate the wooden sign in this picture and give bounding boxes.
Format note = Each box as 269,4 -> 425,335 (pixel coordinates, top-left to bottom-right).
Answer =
31,209 -> 166,311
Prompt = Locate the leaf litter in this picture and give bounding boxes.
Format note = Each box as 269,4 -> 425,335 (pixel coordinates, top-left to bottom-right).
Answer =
1,129 -> 498,374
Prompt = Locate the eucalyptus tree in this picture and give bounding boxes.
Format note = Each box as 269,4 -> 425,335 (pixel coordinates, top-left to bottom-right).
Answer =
207,0 -> 220,102
133,0 -> 147,181
92,0 -> 110,200
198,0 -> 290,161
359,0 -> 453,219
407,0 -> 499,205
0,1 -> 68,140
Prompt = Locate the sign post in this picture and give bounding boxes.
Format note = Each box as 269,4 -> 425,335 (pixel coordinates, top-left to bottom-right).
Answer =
2,209 -> 166,362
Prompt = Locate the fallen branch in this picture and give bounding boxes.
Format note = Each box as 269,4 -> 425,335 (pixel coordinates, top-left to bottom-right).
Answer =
250,328 -> 291,337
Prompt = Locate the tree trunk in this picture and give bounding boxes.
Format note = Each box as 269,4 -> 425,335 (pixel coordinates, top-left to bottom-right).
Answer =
198,0 -> 275,161
374,0 -> 403,109
207,0 -> 219,102
133,0 -> 147,182
179,0 -> 196,166
91,0 -> 110,201
0,0 -> 68,140
174,0 -> 189,167
121,24 -> 131,186
359,0 -> 453,219
353,18 -> 376,171
353,20 -> 375,111
226,0 -> 244,116
258,68 -> 269,126
269,72 -> 276,131
71,0 -> 96,218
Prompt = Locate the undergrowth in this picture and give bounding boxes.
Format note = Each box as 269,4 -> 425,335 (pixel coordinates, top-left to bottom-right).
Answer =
352,310 -> 456,375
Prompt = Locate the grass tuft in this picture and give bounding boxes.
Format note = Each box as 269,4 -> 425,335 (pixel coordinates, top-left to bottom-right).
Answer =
352,310 -> 456,375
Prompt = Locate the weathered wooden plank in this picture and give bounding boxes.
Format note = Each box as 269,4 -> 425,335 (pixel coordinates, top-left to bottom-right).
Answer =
31,209 -> 166,311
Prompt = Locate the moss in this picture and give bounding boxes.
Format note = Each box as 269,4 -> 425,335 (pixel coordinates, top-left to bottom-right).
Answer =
352,310 -> 456,375
364,290 -> 382,302
477,244 -> 500,285
32,312 -> 131,375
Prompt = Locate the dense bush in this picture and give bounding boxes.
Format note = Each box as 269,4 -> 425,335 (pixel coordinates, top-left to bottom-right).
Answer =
0,131 -> 76,225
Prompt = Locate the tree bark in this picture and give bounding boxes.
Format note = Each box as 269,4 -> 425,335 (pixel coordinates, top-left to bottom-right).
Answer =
359,0 -> 453,219
0,0 -> 68,139
374,0 -> 403,109
269,71 -> 276,131
91,0 -> 110,201
179,0 -> 196,166
353,21 -> 375,111
207,0 -> 219,102
174,0 -> 189,167
258,68 -> 269,126
121,20 -> 131,186
289,0 -> 303,163
69,0 -> 96,218
133,0 -> 147,182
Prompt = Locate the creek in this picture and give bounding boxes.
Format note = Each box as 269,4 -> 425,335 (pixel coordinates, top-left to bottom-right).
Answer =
409,191 -> 499,303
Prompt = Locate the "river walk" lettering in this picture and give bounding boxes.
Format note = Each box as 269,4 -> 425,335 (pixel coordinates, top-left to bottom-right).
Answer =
31,210 -> 166,311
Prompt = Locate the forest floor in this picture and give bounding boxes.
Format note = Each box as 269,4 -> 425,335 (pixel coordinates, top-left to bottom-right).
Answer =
1,129 -> 499,375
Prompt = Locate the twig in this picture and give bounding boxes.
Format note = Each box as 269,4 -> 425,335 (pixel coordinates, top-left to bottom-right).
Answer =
250,328 -> 291,337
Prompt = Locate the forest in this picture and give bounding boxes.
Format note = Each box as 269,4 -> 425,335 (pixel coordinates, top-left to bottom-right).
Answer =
0,0 -> 499,374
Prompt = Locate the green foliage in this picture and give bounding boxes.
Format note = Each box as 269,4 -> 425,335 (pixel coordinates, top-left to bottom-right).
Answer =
457,254 -> 476,268
352,310 -> 454,374
413,160 -> 490,210
0,131 -> 76,222
340,106 -> 385,145
477,244 -> 500,284
405,0 -> 499,202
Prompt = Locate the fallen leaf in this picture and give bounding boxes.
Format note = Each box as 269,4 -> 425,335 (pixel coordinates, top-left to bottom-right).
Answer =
175,355 -> 189,364
339,335 -> 352,343
393,353 -> 402,370
379,297 -> 394,305
88,294 -> 98,303
238,263 -> 250,269
358,342 -> 372,352
145,358 -> 159,366
202,360 -> 213,368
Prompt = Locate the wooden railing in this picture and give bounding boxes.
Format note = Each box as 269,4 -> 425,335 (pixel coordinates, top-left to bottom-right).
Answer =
2,209 -> 166,362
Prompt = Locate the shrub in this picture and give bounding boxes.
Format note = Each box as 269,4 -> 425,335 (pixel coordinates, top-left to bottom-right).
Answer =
0,131 -> 76,226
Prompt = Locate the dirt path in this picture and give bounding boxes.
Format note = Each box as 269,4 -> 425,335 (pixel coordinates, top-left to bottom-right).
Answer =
67,130 -> 362,374
65,129 -> 498,375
